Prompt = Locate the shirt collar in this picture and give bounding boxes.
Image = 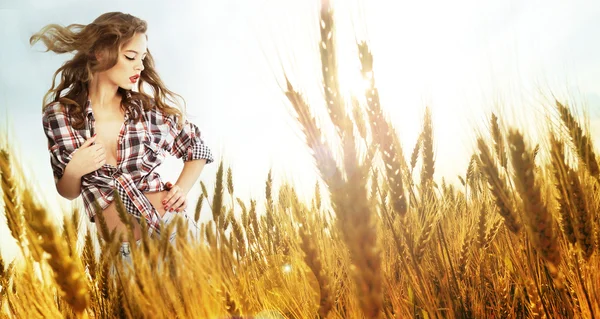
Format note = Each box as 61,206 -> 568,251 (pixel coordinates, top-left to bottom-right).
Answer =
84,99 -> 94,119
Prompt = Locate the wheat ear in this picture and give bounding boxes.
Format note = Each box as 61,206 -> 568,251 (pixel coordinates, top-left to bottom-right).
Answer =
27,203 -> 90,314
358,41 -> 407,216
477,138 -> 521,233
556,101 -> 600,179
549,135 -> 577,245
508,129 -> 561,273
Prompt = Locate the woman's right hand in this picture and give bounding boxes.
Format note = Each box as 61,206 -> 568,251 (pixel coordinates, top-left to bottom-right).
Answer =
67,135 -> 106,177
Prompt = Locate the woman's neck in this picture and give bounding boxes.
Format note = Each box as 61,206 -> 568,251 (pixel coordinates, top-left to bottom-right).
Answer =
87,76 -> 121,112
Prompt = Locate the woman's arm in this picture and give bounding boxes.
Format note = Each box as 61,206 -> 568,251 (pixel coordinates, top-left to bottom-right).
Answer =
43,103 -> 104,200
163,114 -> 214,212
162,115 -> 213,212
43,103 -> 82,200
162,158 -> 207,212
54,135 -> 102,200
175,158 -> 207,195
56,163 -> 83,200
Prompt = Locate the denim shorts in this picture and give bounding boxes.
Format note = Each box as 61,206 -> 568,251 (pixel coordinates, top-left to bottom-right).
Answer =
118,210 -> 200,266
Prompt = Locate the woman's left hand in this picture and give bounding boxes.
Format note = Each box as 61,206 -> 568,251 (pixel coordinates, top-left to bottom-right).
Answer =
163,182 -> 188,213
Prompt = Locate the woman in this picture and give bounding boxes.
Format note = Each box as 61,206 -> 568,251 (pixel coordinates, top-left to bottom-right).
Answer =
32,12 -> 214,261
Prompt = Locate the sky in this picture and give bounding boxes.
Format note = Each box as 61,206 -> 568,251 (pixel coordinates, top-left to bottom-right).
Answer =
1,0 -> 600,261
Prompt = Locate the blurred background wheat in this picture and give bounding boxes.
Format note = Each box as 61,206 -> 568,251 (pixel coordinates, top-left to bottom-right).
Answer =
1,0 -> 600,318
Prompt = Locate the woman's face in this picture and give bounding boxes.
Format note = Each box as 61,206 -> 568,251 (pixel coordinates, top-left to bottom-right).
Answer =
101,32 -> 147,90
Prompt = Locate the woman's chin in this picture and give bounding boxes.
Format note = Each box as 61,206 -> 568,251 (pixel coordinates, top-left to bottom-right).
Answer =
120,83 -> 136,91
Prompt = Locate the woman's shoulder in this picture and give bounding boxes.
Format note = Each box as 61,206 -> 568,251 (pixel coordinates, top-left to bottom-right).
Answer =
42,102 -> 72,126
42,101 -> 67,117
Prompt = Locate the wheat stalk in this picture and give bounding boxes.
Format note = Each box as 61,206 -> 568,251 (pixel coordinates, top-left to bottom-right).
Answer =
0,150 -> 25,248
567,169 -> 595,260
410,134 -> 421,174
483,218 -> 503,250
27,203 -> 90,315
549,135 -> 578,245
284,77 -> 344,190
508,129 -> 561,273
420,107 -> 435,193
319,0 -> 349,135
490,113 -> 508,169
556,101 -> 600,180
477,204 -> 487,249
212,161 -> 224,227
194,193 -> 204,224
457,236 -> 472,279
477,137 -> 522,233
358,41 -> 407,217
230,214 -> 246,260
414,212 -> 436,263
525,279 -> 547,319
265,169 -> 275,255
295,203 -> 333,319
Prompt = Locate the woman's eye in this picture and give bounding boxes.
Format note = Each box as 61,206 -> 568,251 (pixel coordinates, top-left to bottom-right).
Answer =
125,56 -> 135,61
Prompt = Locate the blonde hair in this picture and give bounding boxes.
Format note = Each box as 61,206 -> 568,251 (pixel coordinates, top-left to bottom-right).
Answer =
31,12 -> 186,129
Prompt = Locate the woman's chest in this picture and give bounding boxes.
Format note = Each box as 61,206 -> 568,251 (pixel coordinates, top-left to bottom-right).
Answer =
81,114 -> 173,171
94,120 -> 124,163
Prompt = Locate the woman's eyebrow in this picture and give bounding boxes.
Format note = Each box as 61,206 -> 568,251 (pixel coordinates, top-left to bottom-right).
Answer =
125,50 -> 147,55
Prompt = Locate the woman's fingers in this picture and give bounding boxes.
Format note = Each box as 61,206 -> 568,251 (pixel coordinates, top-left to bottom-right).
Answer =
95,149 -> 105,167
97,150 -> 105,161
164,185 -> 183,211
172,197 -> 187,212
97,148 -> 105,157
166,195 -> 185,212
96,158 -> 105,169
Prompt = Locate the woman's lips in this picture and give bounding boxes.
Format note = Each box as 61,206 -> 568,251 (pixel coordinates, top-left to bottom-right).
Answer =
129,75 -> 139,83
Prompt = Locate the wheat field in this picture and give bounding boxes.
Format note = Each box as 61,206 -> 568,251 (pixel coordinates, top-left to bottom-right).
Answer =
1,2 -> 600,319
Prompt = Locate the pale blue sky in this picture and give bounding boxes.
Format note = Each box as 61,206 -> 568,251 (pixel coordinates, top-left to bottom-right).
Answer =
1,0 -> 600,261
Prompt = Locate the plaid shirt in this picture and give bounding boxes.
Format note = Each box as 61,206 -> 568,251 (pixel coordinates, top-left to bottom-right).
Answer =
42,96 -> 214,238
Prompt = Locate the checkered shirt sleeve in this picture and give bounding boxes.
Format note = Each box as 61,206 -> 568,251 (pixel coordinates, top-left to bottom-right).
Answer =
42,103 -> 79,183
170,118 -> 214,164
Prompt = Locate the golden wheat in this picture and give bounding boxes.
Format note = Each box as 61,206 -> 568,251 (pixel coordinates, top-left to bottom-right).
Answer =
477,138 -> 522,233
2,1 -> 600,318
508,129 -> 561,273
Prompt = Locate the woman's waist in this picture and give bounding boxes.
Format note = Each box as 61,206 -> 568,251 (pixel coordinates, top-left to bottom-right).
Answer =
83,169 -> 162,182
81,172 -> 164,192
80,177 -> 167,219
95,189 -> 170,242
96,190 -> 171,220
144,190 -> 171,216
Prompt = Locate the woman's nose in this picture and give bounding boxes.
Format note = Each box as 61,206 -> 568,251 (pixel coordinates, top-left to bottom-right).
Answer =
136,61 -> 144,71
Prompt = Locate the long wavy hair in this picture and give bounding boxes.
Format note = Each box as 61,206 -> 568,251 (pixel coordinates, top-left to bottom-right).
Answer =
30,12 -> 185,130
